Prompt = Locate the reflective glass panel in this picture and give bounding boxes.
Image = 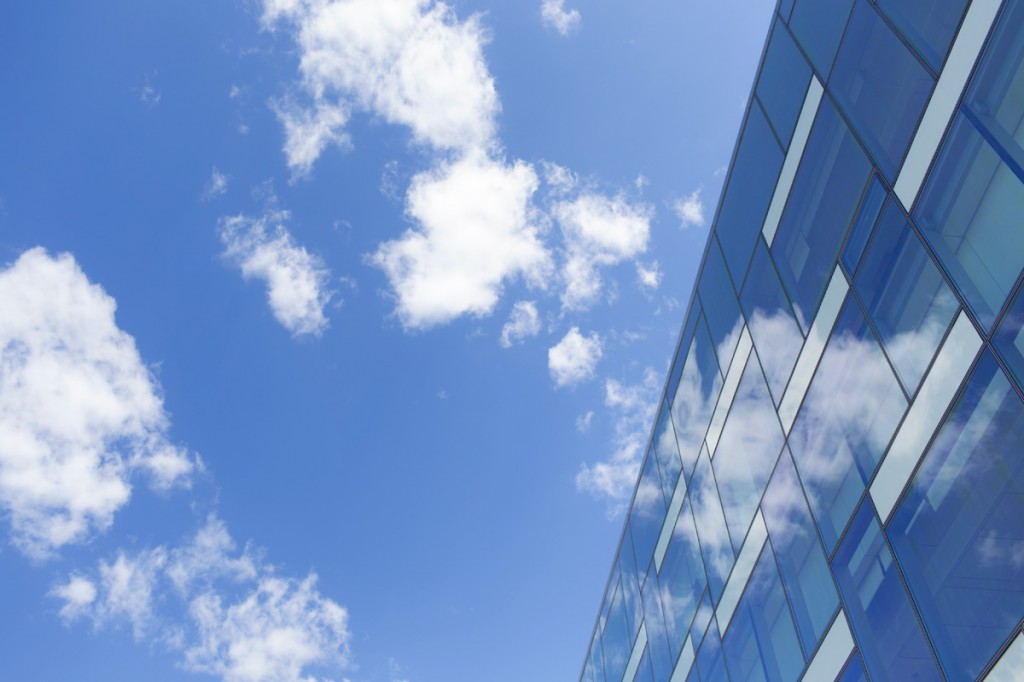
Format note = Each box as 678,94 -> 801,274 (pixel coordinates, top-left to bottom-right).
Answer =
831,0 -> 934,181
602,579 -> 634,682
841,174 -> 886,276
717,102 -> 786,284
699,237 -> 745,373
619,533 -> 644,638
691,449 -> 734,603
695,620 -> 729,682
659,499 -> 708,661
713,358 -> 785,551
888,354 -> 1024,680
856,200 -> 959,393
837,654 -> 868,682
789,0 -> 855,78
914,115 -> 1024,330
722,545 -> 805,682
629,456 -> 667,578
671,317 -> 723,481
761,449 -> 839,653
691,588 -> 714,651
773,99 -> 872,331
666,307 -> 701,412
994,286 -> 1024,386
789,299 -> 906,553
635,649 -> 655,682
652,402 -> 682,505
742,239 -> 803,404
833,501 -> 943,681
757,19 -> 812,149
876,0 -> 968,71
585,636 -> 607,682
642,567 -> 674,682
965,0 -> 1024,160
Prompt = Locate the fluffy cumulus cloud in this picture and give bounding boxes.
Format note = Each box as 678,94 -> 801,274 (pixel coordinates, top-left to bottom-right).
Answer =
499,300 -> 541,348
674,188 -> 706,229
371,154 -> 552,329
540,0 -> 581,36
53,516 -> 351,682
272,99 -> 351,180
219,210 -> 333,337
548,327 -> 602,388
554,194 -> 652,310
0,249 -> 193,558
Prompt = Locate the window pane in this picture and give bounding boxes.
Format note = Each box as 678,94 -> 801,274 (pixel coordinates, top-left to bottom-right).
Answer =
670,314 -> 722,481
773,99 -> 872,331
841,174 -> 887,276
629,454 -> 668,574
856,200 -> 959,392
965,0 -> 1024,156
700,239 -> 744,375
757,20 -> 812,149
722,545 -> 805,682
833,501 -> 943,681
837,654 -> 868,682
695,620 -> 729,682
875,0 -> 968,71
761,449 -> 839,653
742,239 -> 803,404
585,636 -> 607,682
690,588 -> 714,651
659,500 -> 707,660
602,579 -> 634,682
652,402 -> 682,504
831,0 -> 935,181
914,115 -> 1024,330
691,449 -> 735,603
635,649 -> 655,682
642,566 -> 675,682
888,353 -> 1024,680
789,299 -> 906,553
713,358 -> 785,551
789,0 -> 855,78
994,286 -> 1024,386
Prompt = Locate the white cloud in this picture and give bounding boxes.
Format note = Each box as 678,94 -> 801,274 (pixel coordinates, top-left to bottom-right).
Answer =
548,327 -> 602,388
0,248 -> 193,558
219,210 -> 333,337
272,99 -> 351,180
137,72 -> 161,107
204,168 -> 230,200
541,0 -> 581,36
53,516 -> 351,682
576,410 -> 594,433
636,260 -> 661,290
541,161 -> 577,196
554,194 -> 652,310
262,0 -> 499,168
499,301 -> 541,348
370,154 -> 552,330
674,188 -> 705,229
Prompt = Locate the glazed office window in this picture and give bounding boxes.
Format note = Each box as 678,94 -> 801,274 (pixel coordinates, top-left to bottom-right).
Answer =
833,501 -> 943,681
602,578 -> 633,682
914,115 -> 1024,330
716,101 -> 786,284
670,313 -> 723,481
788,299 -> 906,553
964,0 -> 1024,160
699,237 -> 745,376
628,454 -> 668,579
618,533 -> 644,638
875,0 -> 968,71
831,0 -> 935,181
690,449 -> 735,603
658,499 -> 708,661
994,286 -> 1024,386
722,545 -> 805,682
837,655 -> 868,682
841,174 -> 887,276
887,354 -> 1024,681
641,565 -> 675,682
761,449 -> 839,654
772,98 -> 872,331
652,403 -> 682,506
757,19 -> 813,149
789,0 -> 855,78
713,357 -> 785,552
690,588 -> 714,655
741,239 -> 803,404
855,199 -> 959,393
695,620 -> 729,682
583,638 -> 606,682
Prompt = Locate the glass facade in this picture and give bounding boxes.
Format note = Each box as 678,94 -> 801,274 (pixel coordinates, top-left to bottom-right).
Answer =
580,1 -> 1024,680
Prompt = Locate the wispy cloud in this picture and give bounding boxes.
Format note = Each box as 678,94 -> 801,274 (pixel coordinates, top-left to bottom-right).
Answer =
219,209 -> 333,337
500,301 -> 541,348
548,327 -> 603,388
636,260 -> 662,290
674,188 -> 706,229
541,0 -> 581,36
203,168 -> 230,200
0,249 -> 194,558
136,72 -> 161,107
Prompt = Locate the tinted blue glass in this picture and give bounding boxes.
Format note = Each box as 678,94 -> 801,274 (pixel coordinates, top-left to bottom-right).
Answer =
762,449 -> 839,653
652,402 -> 682,505
780,0 -> 794,23
722,545 -> 805,682
690,588 -> 714,651
670,316 -> 722,482
619,534 -> 644,638
691,450 -> 734,603
831,0 -> 935,181
994,286 -> 1024,386
695,620 -> 729,682
713,358 -> 785,551
666,307 -> 701,413
642,567 -> 674,682
841,174 -> 886,275
602,579 -> 634,682
888,353 -> 1024,680
629,454 -> 667,576
659,499 -> 707,659
636,649 -> 656,682
716,102 -> 785,287
789,0 -> 854,78
837,654 -> 867,682
914,115 -> 1024,330
833,501 -> 943,681
773,99 -> 872,331
856,200 -> 959,392
757,20 -> 812,148
876,0 -> 968,71
741,239 -> 803,404
585,636 -> 607,682
699,237 -> 744,375
964,0 -> 1024,161
789,299 -> 906,553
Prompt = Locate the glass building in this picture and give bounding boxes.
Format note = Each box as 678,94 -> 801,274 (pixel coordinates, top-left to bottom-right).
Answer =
579,0 -> 1024,680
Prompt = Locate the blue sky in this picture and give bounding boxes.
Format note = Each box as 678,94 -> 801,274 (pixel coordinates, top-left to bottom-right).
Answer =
0,1 -> 773,680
